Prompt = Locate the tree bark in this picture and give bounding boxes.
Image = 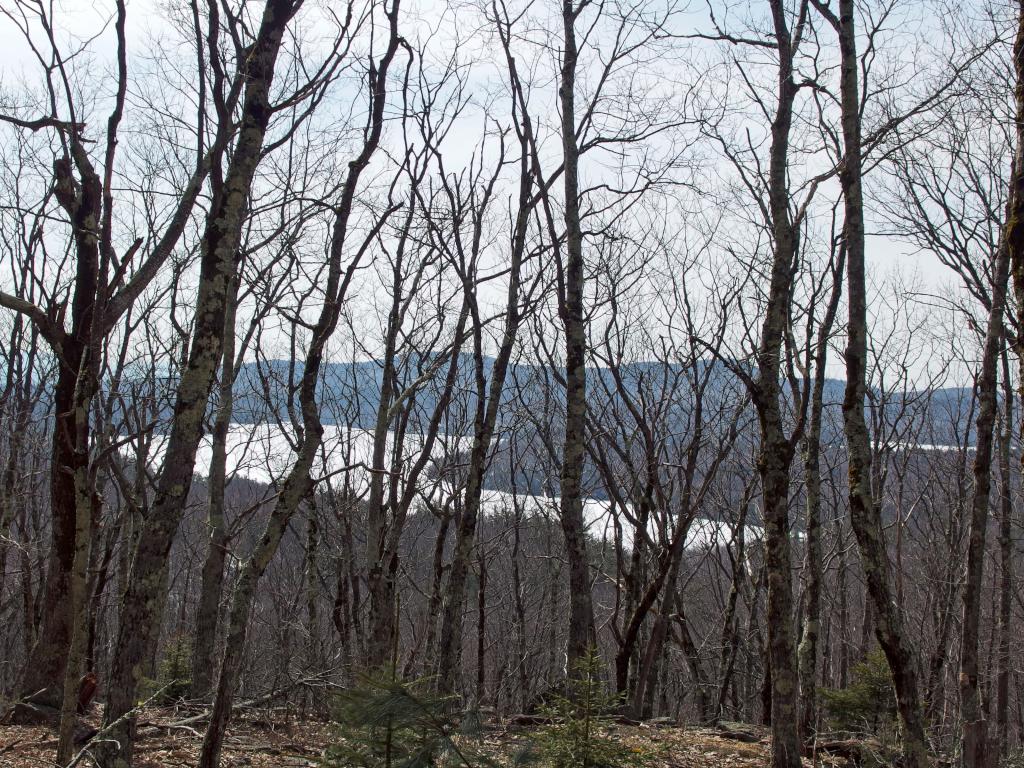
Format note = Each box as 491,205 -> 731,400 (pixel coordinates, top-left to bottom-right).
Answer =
798,249 -> 844,745
98,2 -> 300,763
957,149 -> 1011,768
820,1 -> 932,763
994,351 -> 1014,763
190,276 -> 238,700
1003,11 -> 1024,766
746,3 -> 808,765
556,0 -> 596,672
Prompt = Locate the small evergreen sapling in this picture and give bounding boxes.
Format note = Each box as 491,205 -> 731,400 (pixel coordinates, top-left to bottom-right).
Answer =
140,634 -> 193,705
530,649 -> 643,768
820,648 -> 898,737
326,670 -> 493,768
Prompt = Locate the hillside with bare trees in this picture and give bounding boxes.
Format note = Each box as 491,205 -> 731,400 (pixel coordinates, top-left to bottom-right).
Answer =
0,0 -> 1022,766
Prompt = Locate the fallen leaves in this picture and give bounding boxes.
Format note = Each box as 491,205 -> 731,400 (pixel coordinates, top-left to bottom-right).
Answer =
0,706 -> 855,767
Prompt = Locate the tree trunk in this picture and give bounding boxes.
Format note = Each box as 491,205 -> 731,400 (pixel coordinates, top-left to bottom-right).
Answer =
475,552 -> 488,705
422,511 -> 450,676
22,287 -> 89,708
747,4 -> 806,765
716,484 -> 752,721
958,166 -> 1011,768
825,1 -> 931,763
197,6 -> 405,760
435,172 -> 529,692
191,278 -> 238,700
1003,1 -> 1024,760
672,602 -> 711,723
798,249 -> 843,745
98,3 -> 299,763
994,352 -> 1014,762
556,0 -> 596,671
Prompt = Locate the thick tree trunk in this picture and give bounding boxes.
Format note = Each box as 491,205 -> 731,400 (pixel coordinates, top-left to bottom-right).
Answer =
98,3 -> 299,764
999,3 -> 1024,764
22,297 -> 88,707
27,106 -> 107,724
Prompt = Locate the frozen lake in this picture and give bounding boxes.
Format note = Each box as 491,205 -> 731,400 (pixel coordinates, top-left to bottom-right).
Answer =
139,423 -> 763,551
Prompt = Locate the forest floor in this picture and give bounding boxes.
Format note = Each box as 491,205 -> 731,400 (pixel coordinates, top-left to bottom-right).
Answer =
0,706 -> 852,767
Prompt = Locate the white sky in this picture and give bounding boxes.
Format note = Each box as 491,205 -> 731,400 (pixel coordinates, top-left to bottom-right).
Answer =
0,0 -> 991,388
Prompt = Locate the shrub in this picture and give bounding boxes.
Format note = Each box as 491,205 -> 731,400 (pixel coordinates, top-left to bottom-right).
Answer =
820,648 -> 897,736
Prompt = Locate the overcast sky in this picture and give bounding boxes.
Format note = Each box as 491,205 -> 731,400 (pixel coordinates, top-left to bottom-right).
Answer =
0,0 -> 981,386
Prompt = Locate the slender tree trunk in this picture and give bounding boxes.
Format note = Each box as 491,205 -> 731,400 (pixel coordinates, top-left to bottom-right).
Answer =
717,486 -> 752,721
995,352 -> 1014,762
364,281 -> 403,668
304,506 -> 321,681
422,512 -> 450,675
672,601 -> 711,723
747,4 -> 807,765
85,520 -> 117,673
926,558 -> 959,722
837,542 -> 849,689
435,177 -> 529,692
630,500 -> 700,719
556,0 -> 596,670
824,1 -> 931,763
366,307 -> 468,667
197,8 -> 405,761
0,337 -> 34,630
798,249 -> 843,745
191,279 -> 238,700
475,552 -> 488,705
958,172 -> 1011,768
512,511 -> 530,710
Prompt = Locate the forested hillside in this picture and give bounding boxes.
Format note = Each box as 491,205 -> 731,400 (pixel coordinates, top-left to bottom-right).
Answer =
0,0 -> 1021,766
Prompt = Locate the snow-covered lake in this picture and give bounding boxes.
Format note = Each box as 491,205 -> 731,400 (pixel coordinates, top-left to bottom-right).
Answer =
137,424 -> 762,551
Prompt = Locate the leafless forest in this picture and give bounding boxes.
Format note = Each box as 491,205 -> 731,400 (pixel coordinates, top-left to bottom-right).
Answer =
0,0 -> 1022,766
